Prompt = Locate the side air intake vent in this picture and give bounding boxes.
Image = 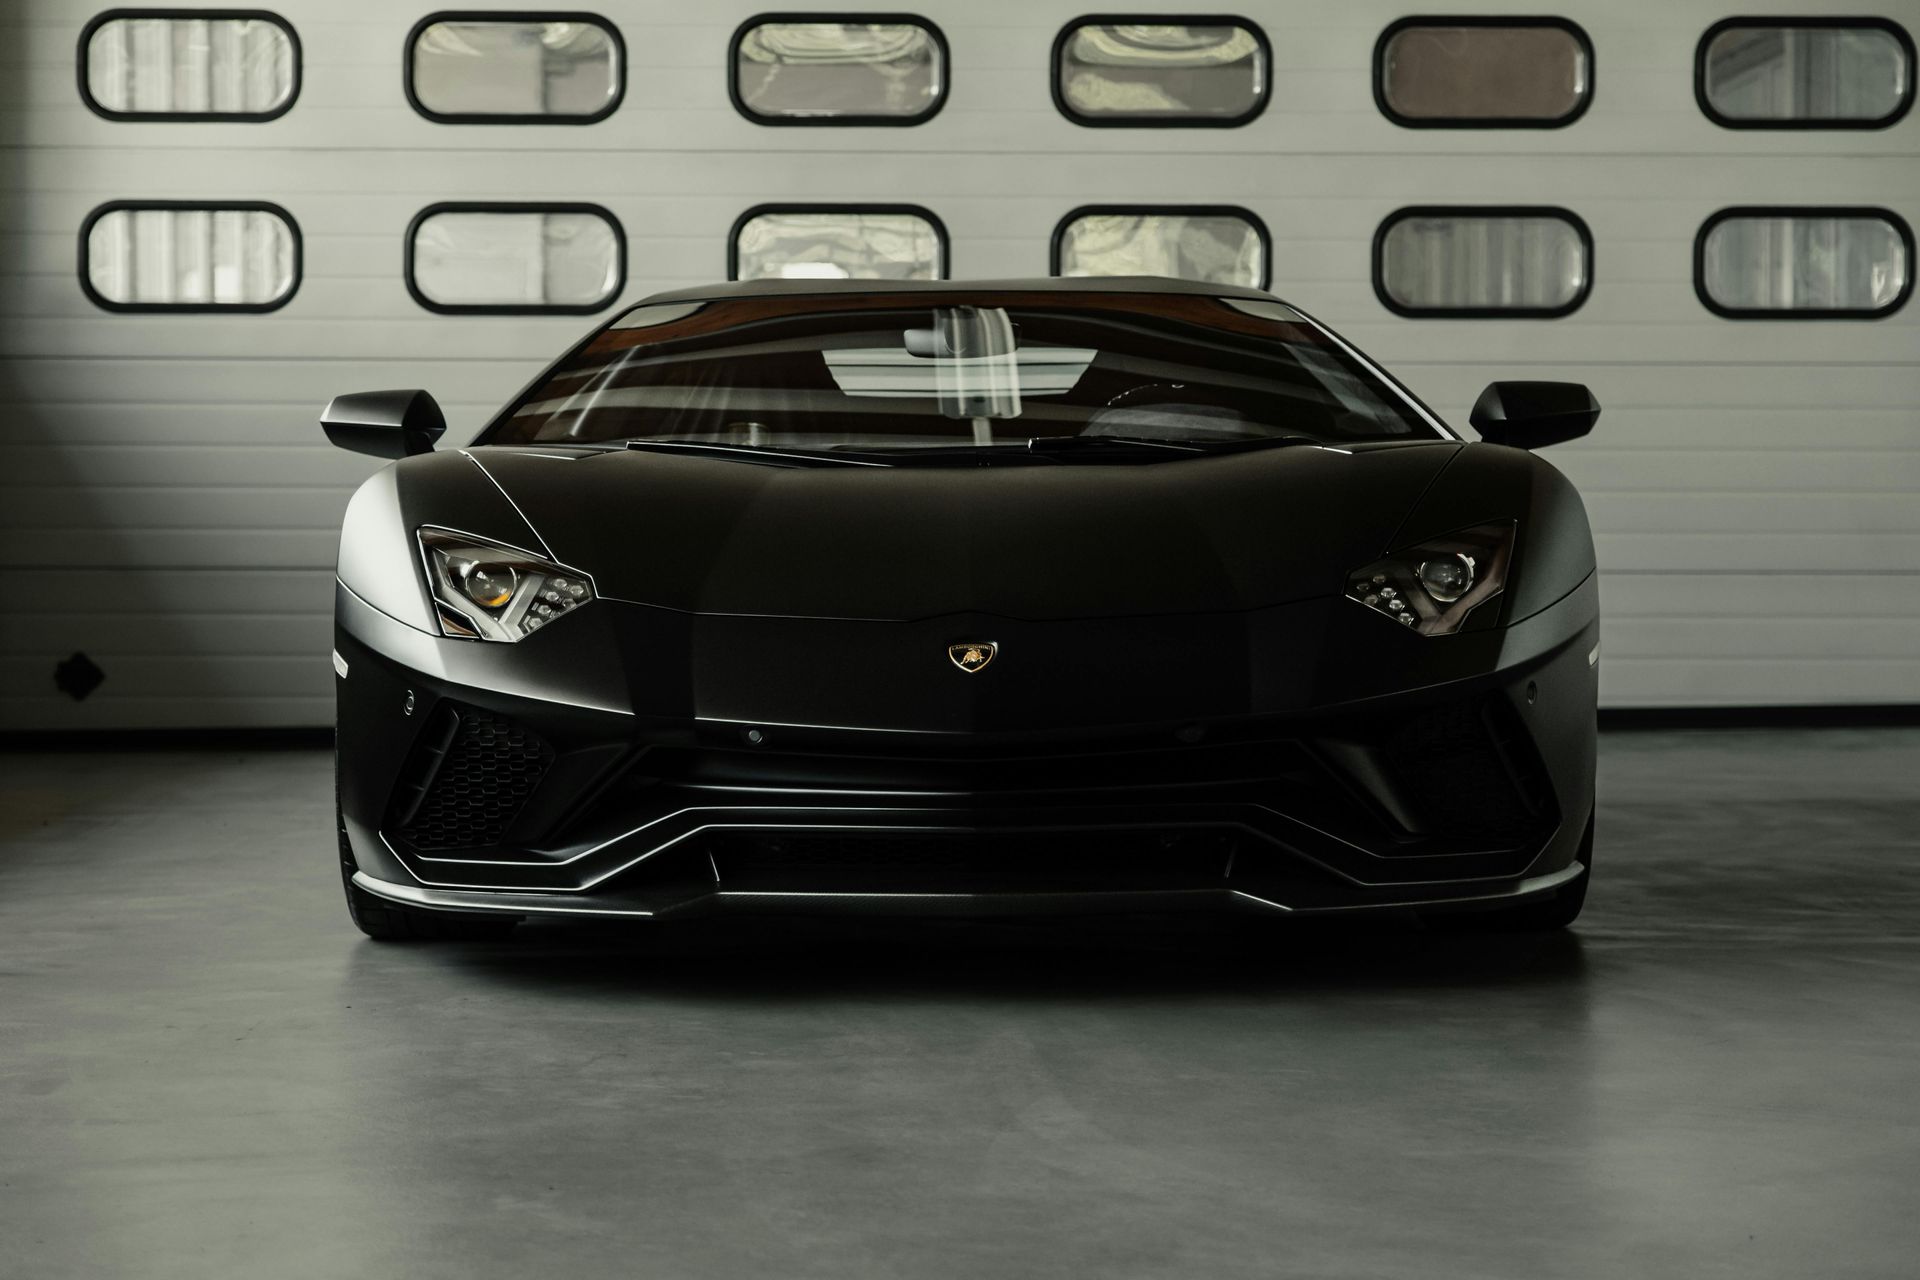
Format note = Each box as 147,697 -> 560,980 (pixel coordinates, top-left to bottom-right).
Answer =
1374,695 -> 1554,843
393,704 -> 554,851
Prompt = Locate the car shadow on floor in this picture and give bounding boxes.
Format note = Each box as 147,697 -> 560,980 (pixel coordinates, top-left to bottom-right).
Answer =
399,913 -> 1590,1002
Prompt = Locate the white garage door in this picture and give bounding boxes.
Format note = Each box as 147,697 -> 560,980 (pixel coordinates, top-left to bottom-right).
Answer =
2,0 -> 1916,728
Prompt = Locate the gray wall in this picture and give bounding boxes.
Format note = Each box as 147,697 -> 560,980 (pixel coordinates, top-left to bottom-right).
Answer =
3,0 -> 1917,729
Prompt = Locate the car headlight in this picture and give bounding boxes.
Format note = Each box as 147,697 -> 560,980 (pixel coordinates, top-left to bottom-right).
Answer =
1346,521 -> 1514,636
417,527 -> 595,642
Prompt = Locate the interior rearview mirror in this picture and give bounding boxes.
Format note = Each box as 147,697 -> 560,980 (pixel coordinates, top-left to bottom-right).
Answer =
1469,381 -> 1600,449
320,389 -> 446,459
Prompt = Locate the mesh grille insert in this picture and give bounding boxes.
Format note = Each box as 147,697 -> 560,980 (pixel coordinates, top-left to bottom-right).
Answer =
395,705 -> 554,851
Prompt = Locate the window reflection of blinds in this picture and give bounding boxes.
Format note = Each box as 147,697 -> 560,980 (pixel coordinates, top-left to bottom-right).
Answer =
410,21 -> 620,117
86,17 -> 293,115
411,212 -> 621,308
1702,26 -> 1910,123
86,209 -> 293,306
1703,216 -> 1909,311
1380,215 -> 1586,312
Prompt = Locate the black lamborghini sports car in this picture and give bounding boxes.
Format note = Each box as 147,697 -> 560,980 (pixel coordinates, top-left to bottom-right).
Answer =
325,277 -> 1601,940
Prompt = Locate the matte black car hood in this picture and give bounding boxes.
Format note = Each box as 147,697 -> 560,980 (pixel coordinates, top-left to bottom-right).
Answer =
463,442 -> 1463,622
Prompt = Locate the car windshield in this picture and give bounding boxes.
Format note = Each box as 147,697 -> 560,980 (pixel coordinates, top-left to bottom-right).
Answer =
483,291 -> 1441,451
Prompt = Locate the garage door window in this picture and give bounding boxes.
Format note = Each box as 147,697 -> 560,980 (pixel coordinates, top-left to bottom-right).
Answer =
1053,19 -> 1269,125
1696,208 -> 1914,318
730,206 -> 947,280
1374,18 -> 1592,126
1374,208 -> 1592,318
406,204 -> 625,313
79,10 -> 299,121
1053,207 -> 1269,288
730,17 -> 947,124
1697,19 -> 1915,128
81,201 -> 300,312
406,13 -> 624,122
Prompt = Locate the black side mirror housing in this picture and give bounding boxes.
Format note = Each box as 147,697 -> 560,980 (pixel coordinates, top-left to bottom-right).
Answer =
1469,381 -> 1600,449
320,389 -> 446,459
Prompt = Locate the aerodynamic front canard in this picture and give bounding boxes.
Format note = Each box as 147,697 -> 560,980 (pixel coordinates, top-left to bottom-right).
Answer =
324,277 -> 1600,940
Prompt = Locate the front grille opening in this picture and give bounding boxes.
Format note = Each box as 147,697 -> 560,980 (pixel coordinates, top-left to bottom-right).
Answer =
392,704 -> 555,852
707,828 -> 1239,894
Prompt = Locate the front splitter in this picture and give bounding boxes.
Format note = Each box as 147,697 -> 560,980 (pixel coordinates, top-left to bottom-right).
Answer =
351,862 -> 1585,921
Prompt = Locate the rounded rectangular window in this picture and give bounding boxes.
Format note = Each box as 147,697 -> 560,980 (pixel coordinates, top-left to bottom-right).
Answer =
406,204 -> 625,314
406,13 -> 623,123
79,10 -> 299,121
1697,19 -> 1915,128
730,17 -> 947,124
1053,207 -> 1268,288
1374,208 -> 1592,318
81,201 -> 299,312
1696,208 -> 1913,319
730,206 -> 946,281
1375,18 -> 1592,127
1053,19 -> 1269,125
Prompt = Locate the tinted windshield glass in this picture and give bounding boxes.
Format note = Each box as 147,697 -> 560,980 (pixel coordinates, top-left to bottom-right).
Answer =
485,292 -> 1438,449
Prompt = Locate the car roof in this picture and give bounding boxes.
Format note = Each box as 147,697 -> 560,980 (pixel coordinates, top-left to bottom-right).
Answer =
634,275 -> 1286,307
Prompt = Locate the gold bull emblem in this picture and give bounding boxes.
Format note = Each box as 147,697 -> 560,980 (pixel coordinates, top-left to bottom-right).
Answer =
947,642 -> 997,673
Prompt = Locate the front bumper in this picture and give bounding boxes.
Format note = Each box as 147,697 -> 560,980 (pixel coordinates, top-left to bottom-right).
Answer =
335,575 -> 1598,920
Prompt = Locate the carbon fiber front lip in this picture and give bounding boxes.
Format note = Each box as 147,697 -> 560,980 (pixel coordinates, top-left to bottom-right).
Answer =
351,860 -> 1585,921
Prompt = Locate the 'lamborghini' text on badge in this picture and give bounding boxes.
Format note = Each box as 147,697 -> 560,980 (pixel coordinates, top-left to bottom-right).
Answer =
948,642 -> 997,674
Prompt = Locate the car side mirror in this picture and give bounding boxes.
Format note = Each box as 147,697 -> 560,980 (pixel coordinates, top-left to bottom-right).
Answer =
320,389 -> 446,459
1468,381 -> 1600,449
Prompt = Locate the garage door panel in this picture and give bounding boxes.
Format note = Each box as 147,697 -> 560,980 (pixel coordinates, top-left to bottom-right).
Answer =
0,446 -> 375,490
1596,534 -> 1920,574
1600,659 -> 1920,708
10,528 -> 336,570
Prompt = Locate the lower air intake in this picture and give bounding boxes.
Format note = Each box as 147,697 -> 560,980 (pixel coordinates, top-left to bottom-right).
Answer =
1376,695 -> 1552,842
707,828 -> 1239,894
394,704 -> 554,851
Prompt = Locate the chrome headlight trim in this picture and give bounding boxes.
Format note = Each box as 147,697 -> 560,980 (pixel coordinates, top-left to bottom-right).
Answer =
415,525 -> 597,643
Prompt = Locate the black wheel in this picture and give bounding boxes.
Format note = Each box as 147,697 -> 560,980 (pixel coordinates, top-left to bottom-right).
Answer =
1426,811 -> 1593,933
337,782 -> 518,941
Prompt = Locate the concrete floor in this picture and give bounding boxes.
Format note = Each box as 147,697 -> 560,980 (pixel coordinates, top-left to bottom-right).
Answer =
2,729 -> 1917,1279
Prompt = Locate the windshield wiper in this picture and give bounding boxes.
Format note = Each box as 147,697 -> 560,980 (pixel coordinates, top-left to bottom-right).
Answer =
1026,434 -> 1325,455
613,434 -> 1328,469
620,439 -> 889,468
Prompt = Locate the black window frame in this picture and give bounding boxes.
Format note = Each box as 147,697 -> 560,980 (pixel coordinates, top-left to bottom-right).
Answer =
77,8 -> 302,123
1694,16 -> 1917,131
728,12 -> 950,127
727,202 -> 951,281
1049,203 -> 1272,290
1372,15 -> 1595,130
404,201 -> 628,315
403,10 -> 626,125
1693,205 -> 1916,320
1050,13 -> 1273,128
78,198 -> 302,313
1372,205 -> 1595,320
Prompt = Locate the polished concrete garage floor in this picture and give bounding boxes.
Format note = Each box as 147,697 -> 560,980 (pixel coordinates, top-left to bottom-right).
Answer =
3,728 -> 1917,1279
